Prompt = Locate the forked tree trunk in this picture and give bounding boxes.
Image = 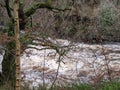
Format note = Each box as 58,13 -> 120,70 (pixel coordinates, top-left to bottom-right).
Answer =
13,0 -> 21,90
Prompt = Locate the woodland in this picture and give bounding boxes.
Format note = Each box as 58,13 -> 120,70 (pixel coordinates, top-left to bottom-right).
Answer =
0,0 -> 120,90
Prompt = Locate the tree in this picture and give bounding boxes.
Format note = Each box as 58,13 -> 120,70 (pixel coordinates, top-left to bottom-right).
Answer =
0,0 -> 70,87
13,0 -> 21,89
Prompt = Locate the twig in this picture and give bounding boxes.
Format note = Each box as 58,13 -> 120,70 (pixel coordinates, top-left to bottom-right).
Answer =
101,45 -> 112,82
43,49 -> 46,89
49,55 -> 62,89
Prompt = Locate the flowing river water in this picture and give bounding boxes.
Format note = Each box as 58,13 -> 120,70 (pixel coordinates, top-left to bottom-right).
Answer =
0,39 -> 120,88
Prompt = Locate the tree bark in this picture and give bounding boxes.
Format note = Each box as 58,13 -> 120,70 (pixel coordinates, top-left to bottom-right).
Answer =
0,0 -> 69,88
13,0 -> 21,90
1,22 -> 15,85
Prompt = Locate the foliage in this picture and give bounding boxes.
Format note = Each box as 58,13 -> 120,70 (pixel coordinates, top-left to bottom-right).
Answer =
0,0 -> 120,89
20,32 -> 32,46
99,6 -> 116,26
0,81 -> 120,90
98,81 -> 120,90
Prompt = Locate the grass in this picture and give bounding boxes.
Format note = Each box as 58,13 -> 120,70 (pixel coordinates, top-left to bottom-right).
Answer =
98,81 -> 120,90
0,81 -> 120,90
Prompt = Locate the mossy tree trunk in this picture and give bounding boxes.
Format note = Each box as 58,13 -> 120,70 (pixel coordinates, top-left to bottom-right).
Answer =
0,0 -> 69,87
2,22 -> 16,85
13,0 -> 21,90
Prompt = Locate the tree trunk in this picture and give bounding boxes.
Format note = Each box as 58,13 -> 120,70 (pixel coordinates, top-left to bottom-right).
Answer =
1,22 -> 16,85
0,0 -> 66,88
13,0 -> 21,90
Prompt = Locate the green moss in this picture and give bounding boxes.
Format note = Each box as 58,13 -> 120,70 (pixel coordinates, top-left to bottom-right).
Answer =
25,2 -> 51,17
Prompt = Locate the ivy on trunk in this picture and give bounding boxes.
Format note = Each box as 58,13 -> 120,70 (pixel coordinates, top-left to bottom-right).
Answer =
0,0 -> 70,88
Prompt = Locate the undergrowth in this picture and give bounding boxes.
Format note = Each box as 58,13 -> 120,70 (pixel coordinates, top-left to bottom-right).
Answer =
0,81 -> 120,90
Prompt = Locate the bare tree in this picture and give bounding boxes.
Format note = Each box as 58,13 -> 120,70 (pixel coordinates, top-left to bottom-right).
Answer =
0,0 -> 71,88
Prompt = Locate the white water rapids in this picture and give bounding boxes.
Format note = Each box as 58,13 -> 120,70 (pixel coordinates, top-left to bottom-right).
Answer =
0,39 -> 120,88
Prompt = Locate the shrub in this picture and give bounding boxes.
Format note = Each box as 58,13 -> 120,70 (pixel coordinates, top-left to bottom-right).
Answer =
99,6 -> 116,26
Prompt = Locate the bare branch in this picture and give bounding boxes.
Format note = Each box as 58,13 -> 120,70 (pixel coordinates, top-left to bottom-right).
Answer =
50,55 -> 61,89
0,2 -> 5,7
4,0 -> 13,20
27,46 -> 51,51
25,2 -> 71,17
